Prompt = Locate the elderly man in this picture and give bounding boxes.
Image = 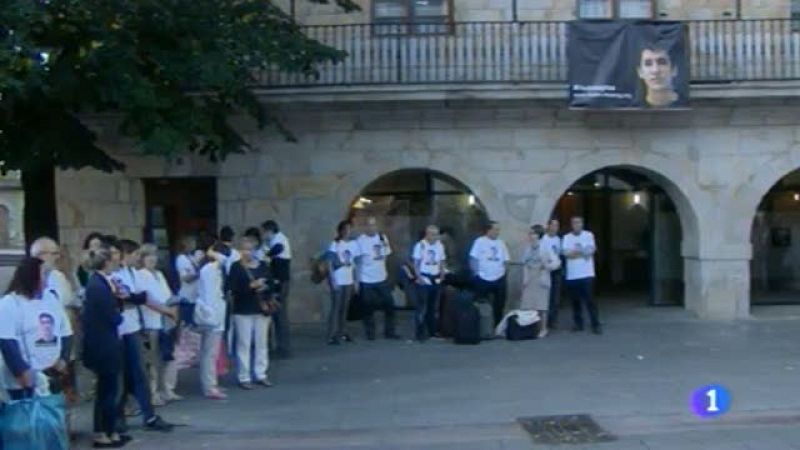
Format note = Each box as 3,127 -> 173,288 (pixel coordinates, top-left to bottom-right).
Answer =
30,237 -> 79,308
355,217 -> 400,341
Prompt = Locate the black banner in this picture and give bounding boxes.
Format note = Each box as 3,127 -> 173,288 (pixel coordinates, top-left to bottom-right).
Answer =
568,21 -> 689,109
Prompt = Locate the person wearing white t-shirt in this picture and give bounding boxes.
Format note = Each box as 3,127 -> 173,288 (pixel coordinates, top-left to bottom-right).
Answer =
469,221 -> 510,325
113,239 -> 174,432
261,220 -> 293,358
0,257 -> 73,400
219,226 -> 241,275
355,217 -> 400,341
541,219 -> 565,328
412,225 -> 447,341
562,216 -> 602,335
326,221 -> 360,345
195,240 -> 231,400
175,236 -> 202,304
30,236 -> 83,439
137,244 -> 180,406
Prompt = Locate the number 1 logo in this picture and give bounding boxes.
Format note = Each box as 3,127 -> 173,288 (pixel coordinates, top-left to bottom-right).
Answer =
691,384 -> 731,418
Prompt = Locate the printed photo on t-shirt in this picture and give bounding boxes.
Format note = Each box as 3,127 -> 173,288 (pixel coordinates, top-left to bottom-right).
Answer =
425,249 -> 437,267
372,244 -> 384,261
342,249 -> 353,266
488,246 -> 500,262
35,312 -> 58,346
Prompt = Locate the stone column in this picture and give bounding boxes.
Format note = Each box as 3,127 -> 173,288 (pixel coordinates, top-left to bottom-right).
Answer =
683,246 -> 751,320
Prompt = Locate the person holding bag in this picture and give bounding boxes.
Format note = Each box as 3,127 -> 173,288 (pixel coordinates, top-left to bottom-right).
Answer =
229,237 -> 277,390
0,257 -> 73,449
519,224 -> 561,338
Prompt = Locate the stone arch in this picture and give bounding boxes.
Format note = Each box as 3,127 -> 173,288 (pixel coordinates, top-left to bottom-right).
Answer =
746,164 -> 800,305
738,159 -> 800,244
530,155 -> 703,259
336,164 -> 505,223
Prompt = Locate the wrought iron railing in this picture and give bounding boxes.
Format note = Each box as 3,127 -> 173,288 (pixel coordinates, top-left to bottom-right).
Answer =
259,19 -> 800,88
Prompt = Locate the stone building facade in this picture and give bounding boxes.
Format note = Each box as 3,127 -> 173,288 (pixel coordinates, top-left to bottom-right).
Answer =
53,0 -> 800,323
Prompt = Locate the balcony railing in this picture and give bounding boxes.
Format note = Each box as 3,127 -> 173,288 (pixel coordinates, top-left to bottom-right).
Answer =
259,19 -> 800,88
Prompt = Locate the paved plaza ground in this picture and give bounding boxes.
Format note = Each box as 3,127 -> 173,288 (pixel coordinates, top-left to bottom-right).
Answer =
74,302 -> 800,449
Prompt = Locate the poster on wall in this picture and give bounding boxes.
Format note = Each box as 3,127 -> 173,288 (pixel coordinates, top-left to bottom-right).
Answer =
567,21 -> 690,110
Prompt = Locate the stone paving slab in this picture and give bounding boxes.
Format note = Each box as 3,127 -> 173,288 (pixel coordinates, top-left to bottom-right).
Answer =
74,307 -> 800,449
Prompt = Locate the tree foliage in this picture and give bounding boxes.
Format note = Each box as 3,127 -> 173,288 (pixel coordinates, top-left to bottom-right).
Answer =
0,0 -> 357,172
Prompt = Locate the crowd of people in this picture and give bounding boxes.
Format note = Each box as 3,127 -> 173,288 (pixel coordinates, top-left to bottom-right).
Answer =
0,220 -> 292,448
0,213 -> 601,448
322,214 -> 602,343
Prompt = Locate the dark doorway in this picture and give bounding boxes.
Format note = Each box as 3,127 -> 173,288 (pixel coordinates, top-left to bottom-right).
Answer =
552,168 -> 684,306
349,169 -> 489,279
143,178 -> 217,287
751,169 -> 800,305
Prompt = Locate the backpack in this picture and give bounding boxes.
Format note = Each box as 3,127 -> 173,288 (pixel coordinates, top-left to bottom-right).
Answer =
309,252 -> 330,285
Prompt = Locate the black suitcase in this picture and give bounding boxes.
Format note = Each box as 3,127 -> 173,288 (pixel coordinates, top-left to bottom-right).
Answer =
454,292 -> 481,345
440,286 -> 458,338
506,315 -> 540,341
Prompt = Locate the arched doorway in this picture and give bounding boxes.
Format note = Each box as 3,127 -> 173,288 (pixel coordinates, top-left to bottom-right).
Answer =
347,169 -> 489,280
751,168 -> 800,305
551,167 -> 684,306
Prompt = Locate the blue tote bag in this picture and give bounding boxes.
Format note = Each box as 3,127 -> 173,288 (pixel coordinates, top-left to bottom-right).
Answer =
0,393 -> 68,450
1,295 -> 68,450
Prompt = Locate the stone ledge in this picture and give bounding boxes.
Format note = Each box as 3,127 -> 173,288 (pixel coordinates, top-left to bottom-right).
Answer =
255,81 -> 800,104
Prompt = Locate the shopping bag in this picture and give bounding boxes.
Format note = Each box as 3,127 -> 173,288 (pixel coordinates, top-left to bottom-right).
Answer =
0,394 -> 68,450
215,339 -> 230,377
174,327 -> 202,370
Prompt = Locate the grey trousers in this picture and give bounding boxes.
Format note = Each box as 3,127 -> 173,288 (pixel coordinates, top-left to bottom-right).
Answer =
327,285 -> 353,340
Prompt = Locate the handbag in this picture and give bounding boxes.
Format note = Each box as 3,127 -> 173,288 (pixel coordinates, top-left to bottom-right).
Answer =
242,263 -> 281,317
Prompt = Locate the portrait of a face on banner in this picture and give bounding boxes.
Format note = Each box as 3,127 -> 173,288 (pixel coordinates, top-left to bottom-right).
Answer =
568,21 -> 690,109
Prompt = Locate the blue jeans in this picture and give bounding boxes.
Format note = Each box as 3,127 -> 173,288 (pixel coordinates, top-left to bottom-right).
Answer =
117,333 -> 155,426
566,277 -> 600,329
415,282 -> 440,340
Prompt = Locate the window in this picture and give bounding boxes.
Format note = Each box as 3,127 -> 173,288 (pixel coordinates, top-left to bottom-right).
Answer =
373,0 -> 453,35
578,0 -> 654,19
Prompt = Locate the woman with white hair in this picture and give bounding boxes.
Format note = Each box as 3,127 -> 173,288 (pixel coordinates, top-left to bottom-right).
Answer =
520,224 -> 561,338
136,244 -> 179,406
